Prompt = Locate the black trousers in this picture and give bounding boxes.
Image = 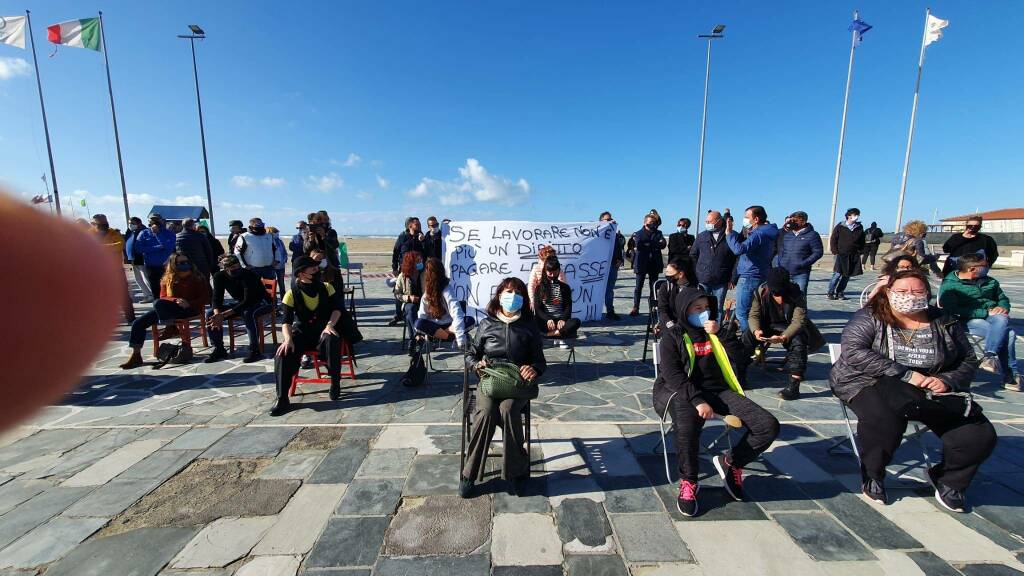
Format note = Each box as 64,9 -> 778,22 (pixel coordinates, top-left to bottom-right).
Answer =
536,317 -> 581,339
742,328 -> 809,377
861,242 -> 880,266
633,267 -> 658,310
273,328 -> 341,405
847,377 -> 997,490
144,266 -> 164,298
666,389 -> 780,482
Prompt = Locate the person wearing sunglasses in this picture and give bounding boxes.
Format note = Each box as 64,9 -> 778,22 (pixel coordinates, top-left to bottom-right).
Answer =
830,268 -> 996,512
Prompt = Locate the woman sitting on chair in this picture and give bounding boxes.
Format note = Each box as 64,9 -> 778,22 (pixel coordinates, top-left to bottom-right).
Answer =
830,268 -> 996,511
461,277 -> 546,498
656,257 -> 697,332
272,256 -> 349,416
533,256 -> 581,348
655,287 -> 780,517
526,245 -> 567,304
414,257 -> 475,349
744,267 -> 825,402
865,254 -> 923,302
120,251 -> 210,369
310,249 -> 346,294
393,250 -> 424,353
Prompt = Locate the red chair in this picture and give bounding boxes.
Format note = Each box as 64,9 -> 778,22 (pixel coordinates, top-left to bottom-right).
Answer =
288,340 -> 357,397
152,313 -> 208,356
227,279 -> 279,353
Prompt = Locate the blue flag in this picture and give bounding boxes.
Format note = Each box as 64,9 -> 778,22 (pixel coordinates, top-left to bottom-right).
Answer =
849,18 -> 872,46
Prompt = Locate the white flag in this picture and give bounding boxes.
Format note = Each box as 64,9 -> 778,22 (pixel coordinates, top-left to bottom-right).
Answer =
0,15 -> 27,49
925,14 -> 949,46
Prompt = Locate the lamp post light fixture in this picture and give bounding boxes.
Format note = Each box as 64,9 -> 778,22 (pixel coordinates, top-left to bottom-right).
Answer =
177,25 -> 215,234
694,24 -> 725,225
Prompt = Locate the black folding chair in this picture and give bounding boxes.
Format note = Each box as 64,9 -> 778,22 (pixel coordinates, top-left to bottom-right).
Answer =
642,279 -> 668,367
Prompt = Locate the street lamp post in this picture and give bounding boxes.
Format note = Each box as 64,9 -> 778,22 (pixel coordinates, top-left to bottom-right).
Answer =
694,24 -> 725,225
178,25 -> 215,234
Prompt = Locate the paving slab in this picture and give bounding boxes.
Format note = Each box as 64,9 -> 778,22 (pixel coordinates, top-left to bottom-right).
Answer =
629,563 -> 705,576
252,483 -> 347,555
554,498 -> 614,552
384,495 -> 490,555
170,516 -> 277,568
0,479 -> 50,516
355,448 -> 416,478
0,486 -> 93,550
814,491 -> 922,550
564,554 -> 629,576
372,425 -> 442,454
308,441 -> 370,484
373,554 -> 490,576
62,478 -> 165,518
905,551 -> 962,575
676,519 -> 823,575
609,513 -> 691,562
0,516 -> 107,569
595,475 -> 663,513
403,454 -> 461,495
44,526 -> 199,576
162,428 -> 231,451
235,555 -> 301,575
773,512 -> 875,562
492,567 -> 565,576
257,451 -> 325,480
305,516 -> 389,568
334,477 -> 403,515
118,449 -> 202,481
201,427 -> 300,459
493,488 -> 551,514
492,513 -> 563,566
62,439 -> 167,487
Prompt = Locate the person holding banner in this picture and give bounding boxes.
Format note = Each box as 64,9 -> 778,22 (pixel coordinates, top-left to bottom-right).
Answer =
533,256 -> 581,345
654,287 -> 780,517
600,212 -> 626,320
627,213 -> 667,316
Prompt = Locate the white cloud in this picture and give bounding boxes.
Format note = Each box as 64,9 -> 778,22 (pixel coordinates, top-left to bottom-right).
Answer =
170,181 -> 189,189
406,159 -> 530,207
304,172 -> 344,192
343,153 -> 362,167
370,159 -> 384,168
220,201 -> 265,211
0,58 -> 30,81
231,175 -> 256,188
173,195 -> 206,205
260,176 -> 285,188
356,190 -> 374,200
376,174 -> 390,189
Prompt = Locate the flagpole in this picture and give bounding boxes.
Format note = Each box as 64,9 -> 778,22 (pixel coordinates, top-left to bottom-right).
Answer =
25,11 -> 62,217
895,8 -> 930,233
97,11 -> 130,229
828,10 -> 859,231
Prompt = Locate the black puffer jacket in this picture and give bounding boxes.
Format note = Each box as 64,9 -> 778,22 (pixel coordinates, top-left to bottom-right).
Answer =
829,306 -> 977,403
466,315 -> 547,379
176,229 -> 215,277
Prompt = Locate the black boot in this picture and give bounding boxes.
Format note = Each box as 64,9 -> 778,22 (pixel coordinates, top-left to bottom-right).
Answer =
269,400 -> 290,417
329,382 -> 341,402
778,378 -> 801,401
204,347 -> 229,363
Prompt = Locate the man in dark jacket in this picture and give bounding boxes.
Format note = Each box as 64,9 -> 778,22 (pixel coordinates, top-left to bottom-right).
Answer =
205,255 -> 273,363
827,208 -> 865,300
423,216 -> 444,260
290,221 -> 307,264
941,215 -> 999,277
690,210 -> 736,323
861,221 -> 884,271
668,218 -> 695,264
197,224 -> 224,275
600,211 -> 626,320
227,220 -> 245,254
390,216 -> 425,324
627,214 -> 667,316
176,218 -> 216,278
774,211 -> 823,296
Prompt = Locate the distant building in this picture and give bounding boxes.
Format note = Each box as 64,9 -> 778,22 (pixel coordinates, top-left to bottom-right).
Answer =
933,208 -> 1024,233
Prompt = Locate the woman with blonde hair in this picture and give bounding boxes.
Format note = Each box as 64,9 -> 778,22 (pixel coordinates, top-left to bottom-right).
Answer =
890,220 -> 941,275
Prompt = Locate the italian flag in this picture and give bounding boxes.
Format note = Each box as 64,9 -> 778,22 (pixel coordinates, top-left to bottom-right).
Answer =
47,18 -> 102,51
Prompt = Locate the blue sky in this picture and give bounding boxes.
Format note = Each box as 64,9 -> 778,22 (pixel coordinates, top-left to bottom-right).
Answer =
1,1 -> 1021,235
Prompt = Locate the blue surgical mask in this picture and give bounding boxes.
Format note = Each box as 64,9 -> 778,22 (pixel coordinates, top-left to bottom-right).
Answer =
976,266 -> 990,278
687,310 -> 710,328
415,262 -> 424,271
705,222 -> 716,232
176,262 -> 191,272
500,292 -> 524,314
677,226 -> 684,234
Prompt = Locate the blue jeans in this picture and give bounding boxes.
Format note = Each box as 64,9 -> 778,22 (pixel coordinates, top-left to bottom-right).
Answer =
699,282 -> 729,324
734,276 -> 761,332
208,302 -> 272,354
967,316 -> 1020,378
827,271 -> 850,296
605,265 -> 620,313
790,273 -> 810,297
129,299 -> 193,348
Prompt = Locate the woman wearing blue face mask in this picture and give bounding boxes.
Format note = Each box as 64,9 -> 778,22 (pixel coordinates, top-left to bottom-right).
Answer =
120,251 -> 211,369
393,251 -> 425,353
653,287 -> 779,517
461,277 -> 547,498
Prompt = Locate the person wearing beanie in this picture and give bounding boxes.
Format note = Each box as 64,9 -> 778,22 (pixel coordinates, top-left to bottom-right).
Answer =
744,267 -> 825,400
204,254 -> 274,364
271,255 -> 353,416
654,287 -> 780,517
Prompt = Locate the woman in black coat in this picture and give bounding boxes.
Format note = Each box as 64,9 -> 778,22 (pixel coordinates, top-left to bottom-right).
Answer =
461,277 -> 546,497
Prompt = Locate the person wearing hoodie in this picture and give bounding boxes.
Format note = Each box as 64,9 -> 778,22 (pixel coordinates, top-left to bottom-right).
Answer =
134,213 -> 178,296
175,218 -> 215,278
828,208 -> 865,300
861,221 -> 884,271
227,220 -> 245,254
656,258 -> 697,332
940,254 -> 1021,391
690,210 -> 736,324
654,287 -> 780,517
233,217 -> 279,280
726,205 -> 779,332
626,213 -> 667,316
774,211 -> 823,296
125,216 -> 154,302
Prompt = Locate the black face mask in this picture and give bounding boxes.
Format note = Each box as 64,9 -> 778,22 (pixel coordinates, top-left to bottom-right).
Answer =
966,225 -> 981,234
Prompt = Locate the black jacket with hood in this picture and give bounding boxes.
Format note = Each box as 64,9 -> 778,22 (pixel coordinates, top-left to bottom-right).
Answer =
653,288 -> 745,415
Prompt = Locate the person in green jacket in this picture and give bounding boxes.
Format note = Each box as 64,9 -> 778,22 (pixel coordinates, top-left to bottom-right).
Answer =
939,253 -> 1020,391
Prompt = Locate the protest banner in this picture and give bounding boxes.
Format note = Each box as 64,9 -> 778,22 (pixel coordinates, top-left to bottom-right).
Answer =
442,221 -> 617,322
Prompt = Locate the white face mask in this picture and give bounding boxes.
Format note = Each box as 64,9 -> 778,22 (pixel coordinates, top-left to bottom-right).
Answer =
742,217 -> 752,228
889,291 -> 928,314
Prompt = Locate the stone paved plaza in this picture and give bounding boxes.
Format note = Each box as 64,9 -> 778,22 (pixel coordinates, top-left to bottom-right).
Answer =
1,269 -> 1023,575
